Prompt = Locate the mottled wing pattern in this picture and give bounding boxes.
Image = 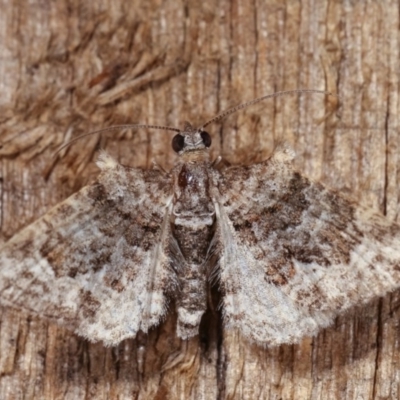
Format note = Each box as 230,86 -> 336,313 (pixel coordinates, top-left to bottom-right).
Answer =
215,145 -> 400,346
0,152 -> 174,346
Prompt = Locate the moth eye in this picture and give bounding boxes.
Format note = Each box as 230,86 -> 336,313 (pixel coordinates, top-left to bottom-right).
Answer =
200,131 -> 212,147
172,134 -> 185,153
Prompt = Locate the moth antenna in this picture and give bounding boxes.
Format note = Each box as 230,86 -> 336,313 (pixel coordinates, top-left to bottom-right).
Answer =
200,89 -> 337,129
55,124 -> 181,156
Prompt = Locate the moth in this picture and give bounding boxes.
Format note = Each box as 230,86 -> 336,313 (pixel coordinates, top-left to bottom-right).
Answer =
1,90 -> 400,347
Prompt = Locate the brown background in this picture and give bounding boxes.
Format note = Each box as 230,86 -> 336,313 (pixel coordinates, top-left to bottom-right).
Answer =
1,0 -> 400,399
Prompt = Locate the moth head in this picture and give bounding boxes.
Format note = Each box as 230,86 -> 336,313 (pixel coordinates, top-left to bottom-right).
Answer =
172,122 -> 212,154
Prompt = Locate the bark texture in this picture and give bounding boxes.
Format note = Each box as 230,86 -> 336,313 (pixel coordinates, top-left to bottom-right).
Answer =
1,0 -> 400,399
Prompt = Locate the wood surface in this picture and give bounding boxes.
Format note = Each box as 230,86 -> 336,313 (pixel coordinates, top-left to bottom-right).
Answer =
0,1 -> 399,399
